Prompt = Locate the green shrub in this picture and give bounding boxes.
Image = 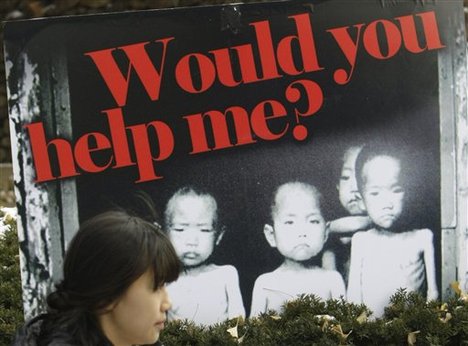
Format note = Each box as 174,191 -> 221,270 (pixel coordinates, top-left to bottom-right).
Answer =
161,291 -> 468,345
1,209 -> 467,345
0,209 -> 23,345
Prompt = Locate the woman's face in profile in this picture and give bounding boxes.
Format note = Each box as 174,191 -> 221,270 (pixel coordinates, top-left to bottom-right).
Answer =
99,270 -> 172,345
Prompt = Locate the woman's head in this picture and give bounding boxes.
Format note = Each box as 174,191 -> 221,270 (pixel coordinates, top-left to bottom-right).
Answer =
47,210 -> 180,345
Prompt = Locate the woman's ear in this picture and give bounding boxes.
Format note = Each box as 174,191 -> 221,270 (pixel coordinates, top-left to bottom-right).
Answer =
263,224 -> 277,248
98,300 -> 119,315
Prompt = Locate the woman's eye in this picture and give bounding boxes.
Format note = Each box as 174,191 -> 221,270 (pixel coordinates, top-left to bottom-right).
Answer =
340,175 -> 350,181
393,187 -> 404,194
201,228 -> 213,233
369,191 -> 379,196
309,219 -> 320,224
284,220 -> 294,225
172,228 -> 184,232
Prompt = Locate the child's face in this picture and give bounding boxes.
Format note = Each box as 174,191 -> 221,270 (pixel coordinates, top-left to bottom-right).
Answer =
269,187 -> 326,262
360,155 -> 405,229
338,146 -> 365,215
167,195 -> 219,267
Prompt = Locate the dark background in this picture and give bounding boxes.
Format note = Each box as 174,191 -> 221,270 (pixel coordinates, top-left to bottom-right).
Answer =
60,1 -> 440,313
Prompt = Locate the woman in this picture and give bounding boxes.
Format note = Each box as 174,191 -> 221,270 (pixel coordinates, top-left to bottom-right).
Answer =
13,210 -> 180,345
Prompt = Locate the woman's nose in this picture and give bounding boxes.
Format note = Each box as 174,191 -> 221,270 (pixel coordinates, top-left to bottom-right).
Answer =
161,286 -> 172,311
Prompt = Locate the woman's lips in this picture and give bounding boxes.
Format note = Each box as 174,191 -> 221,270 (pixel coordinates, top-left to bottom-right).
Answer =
155,320 -> 166,329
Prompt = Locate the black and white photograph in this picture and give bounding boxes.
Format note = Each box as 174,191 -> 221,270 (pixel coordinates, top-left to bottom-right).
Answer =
4,0 -> 466,326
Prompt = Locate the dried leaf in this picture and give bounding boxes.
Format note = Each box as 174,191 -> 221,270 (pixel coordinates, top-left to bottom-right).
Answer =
238,333 -> 246,344
315,314 -> 336,331
321,320 -> 329,331
27,1 -> 45,16
227,325 -> 239,339
227,316 -> 243,340
440,312 -> 452,323
2,207 -> 16,222
407,330 -> 420,345
315,314 -> 336,322
451,281 -> 468,302
356,311 -> 367,324
270,315 -> 281,320
439,303 -> 448,312
451,281 -> 462,295
330,324 -> 352,342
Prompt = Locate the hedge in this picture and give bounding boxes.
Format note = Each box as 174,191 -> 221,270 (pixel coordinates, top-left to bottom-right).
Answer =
1,209 -> 467,345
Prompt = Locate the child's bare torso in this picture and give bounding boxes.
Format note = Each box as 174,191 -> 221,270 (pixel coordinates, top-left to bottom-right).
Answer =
351,228 -> 432,316
167,264 -> 243,325
253,266 -> 345,313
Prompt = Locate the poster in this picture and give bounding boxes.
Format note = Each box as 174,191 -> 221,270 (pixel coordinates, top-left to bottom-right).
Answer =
4,0 -> 467,323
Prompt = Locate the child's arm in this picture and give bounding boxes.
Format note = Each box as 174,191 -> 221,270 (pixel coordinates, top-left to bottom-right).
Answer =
250,275 -> 268,317
328,216 -> 372,234
322,249 -> 337,271
421,229 -> 439,301
347,232 -> 365,304
224,266 -> 246,318
329,271 -> 346,299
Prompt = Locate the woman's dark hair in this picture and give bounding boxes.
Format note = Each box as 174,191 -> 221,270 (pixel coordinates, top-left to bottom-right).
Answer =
39,210 -> 180,345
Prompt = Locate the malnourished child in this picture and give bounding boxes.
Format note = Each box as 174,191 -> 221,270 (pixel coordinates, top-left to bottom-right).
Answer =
347,144 -> 438,317
251,182 -> 345,316
165,187 -> 245,325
